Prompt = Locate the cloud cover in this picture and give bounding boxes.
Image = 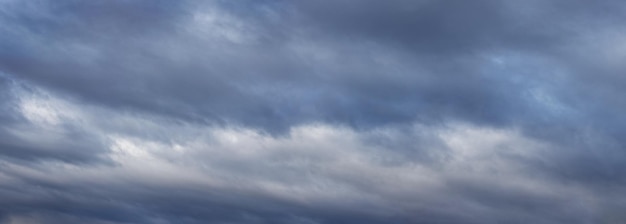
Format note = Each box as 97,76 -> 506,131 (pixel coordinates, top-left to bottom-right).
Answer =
1,0 -> 626,223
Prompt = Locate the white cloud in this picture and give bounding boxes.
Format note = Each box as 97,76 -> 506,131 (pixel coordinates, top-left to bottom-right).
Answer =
2,85 -> 593,219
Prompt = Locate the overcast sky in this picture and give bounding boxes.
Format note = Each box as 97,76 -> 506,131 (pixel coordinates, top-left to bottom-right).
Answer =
1,0 -> 626,223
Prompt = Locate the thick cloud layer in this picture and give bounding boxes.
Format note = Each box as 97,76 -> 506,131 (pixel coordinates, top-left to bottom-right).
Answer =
1,0 -> 626,223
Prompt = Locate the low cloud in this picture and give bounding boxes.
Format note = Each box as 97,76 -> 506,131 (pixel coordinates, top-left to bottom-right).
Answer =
0,81 -> 621,223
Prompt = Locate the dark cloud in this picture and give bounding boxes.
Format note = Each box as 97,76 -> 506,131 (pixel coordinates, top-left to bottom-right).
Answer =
2,0 -> 626,223
0,0 -> 553,132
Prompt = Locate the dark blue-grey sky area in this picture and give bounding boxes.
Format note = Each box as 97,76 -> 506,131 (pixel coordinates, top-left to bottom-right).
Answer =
1,0 -> 626,223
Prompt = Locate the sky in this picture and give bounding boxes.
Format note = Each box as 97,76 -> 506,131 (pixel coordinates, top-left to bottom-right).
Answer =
1,0 -> 626,223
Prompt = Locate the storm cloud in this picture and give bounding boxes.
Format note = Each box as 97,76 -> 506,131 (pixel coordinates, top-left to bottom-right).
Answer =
1,0 -> 626,223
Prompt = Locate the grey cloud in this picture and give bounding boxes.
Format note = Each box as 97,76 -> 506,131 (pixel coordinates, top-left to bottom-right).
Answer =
0,89 -> 621,223
0,76 -> 108,164
2,0 -> 626,223
0,0 -> 564,132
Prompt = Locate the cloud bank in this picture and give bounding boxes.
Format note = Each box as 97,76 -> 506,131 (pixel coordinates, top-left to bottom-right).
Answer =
1,0 -> 626,223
